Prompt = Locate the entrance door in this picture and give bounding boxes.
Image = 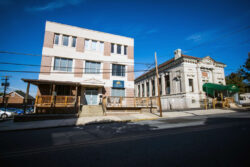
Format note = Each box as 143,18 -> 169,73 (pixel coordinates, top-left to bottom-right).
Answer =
85,89 -> 98,105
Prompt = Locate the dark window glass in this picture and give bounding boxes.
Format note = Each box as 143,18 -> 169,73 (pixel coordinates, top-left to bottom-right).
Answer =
152,80 -> 155,96
165,75 -> 170,94
55,85 -> 72,95
111,43 -> 115,53
146,82 -> 149,97
112,64 -> 125,76
124,46 -> 127,55
54,57 -> 72,72
62,35 -> 69,46
72,37 -> 76,47
85,61 -> 100,74
138,85 -> 140,97
117,44 -> 121,54
54,34 -> 59,45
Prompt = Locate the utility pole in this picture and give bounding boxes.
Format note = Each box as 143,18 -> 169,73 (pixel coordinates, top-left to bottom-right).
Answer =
155,52 -> 163,117
1,76 -> 10,111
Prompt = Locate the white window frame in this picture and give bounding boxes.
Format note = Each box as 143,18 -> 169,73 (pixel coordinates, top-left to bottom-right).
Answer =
53,57 -> 73,72
54,34 -> 60,45
62,35 -> 69,46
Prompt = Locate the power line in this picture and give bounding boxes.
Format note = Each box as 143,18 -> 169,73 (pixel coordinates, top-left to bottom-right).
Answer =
0,69 -> 150,74
0,61 -> 152,72
0,69 -> 234,75
0,51 -> 151,65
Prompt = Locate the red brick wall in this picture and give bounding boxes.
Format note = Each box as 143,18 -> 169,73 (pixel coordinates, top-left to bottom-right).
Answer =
128,46 -> 134,59
126,88 -> 134,97
40,56 -> 52,75
126,88 -> 135,106
74,59 -> 83,77
0,93 -> 24,104
43,31 -> 54,48
127,65 -> 134,81
76,37 -> 84,52
104,42 -> 111,56
103,62 -> 110,79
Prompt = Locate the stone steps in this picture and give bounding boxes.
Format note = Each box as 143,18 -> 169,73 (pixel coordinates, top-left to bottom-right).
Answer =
79,105 -> 104,117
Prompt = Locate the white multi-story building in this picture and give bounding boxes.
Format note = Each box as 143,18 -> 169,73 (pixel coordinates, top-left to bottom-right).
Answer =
135,49 -> 226,110
24,21 -> 134,109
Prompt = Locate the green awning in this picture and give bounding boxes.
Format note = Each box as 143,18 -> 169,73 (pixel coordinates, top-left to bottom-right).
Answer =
203,83 -> 239,97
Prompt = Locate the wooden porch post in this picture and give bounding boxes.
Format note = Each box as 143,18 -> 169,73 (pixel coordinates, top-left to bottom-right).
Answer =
52,84 -> 56,108
75,84 -> 78,113
23,82 -> 30,114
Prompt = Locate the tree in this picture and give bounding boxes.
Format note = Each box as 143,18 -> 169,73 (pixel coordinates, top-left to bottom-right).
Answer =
226,72 -> 247,93
239,53 -> 250,82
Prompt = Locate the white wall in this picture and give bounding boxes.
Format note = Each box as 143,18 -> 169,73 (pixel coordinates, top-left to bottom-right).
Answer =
39,21 -> 134,90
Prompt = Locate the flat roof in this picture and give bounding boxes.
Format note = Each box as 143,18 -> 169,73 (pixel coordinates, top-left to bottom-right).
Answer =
22,79 -> 80,86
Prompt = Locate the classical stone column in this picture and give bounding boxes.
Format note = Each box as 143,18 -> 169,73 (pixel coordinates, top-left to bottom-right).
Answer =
144,80 -> 147,97
161,74 -> 166,96
154,76 -> 158,96
140,82 -> 143,97
169,72 -> 173,94
149,78 -> 152,97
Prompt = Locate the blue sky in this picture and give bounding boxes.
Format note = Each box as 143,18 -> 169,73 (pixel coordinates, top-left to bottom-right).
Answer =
0,0 -> 249,96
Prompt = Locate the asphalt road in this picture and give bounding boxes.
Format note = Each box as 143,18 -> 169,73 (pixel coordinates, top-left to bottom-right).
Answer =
1,112 -> 250,167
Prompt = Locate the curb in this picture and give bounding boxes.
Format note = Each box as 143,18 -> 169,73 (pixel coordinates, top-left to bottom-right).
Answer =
0,117 -> 160,132
0,110 -> 247,132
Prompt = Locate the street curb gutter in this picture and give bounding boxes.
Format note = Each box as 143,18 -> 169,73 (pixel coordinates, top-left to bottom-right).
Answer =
0,117 -> 160,132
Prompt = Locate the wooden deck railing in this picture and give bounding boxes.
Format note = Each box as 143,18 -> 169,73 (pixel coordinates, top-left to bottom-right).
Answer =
35,95 -> 77,107
104,96 -> 158,108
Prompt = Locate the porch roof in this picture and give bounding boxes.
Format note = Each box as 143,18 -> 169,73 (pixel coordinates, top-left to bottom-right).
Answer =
22,78 -> 105,87
22,78 -> 80,86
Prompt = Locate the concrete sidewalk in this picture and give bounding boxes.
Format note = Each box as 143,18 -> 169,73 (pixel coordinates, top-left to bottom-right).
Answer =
0,109 -> 245,132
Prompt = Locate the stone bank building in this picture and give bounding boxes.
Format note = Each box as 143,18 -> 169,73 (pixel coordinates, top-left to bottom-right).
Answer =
135,49 -> 226,110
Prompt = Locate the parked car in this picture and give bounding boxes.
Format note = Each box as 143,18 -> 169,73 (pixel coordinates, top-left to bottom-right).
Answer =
0,110 -> 13,119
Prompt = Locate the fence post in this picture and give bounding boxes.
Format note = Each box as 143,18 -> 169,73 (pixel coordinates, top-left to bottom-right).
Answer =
204,98 -> 207,110
120,97 -> 122,107
65,96 -> 67,106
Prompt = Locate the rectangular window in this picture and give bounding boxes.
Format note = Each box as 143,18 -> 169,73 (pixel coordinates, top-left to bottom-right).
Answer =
62,35 -> 69,46
111,88 -> 125,97
189,79 -> 194,92
112,64 -> 125,76
54,57 -> 72,72
165,75 -> 170,94
85,61 -> 100,74
71,37 -> 76,47
159,78 -> 162,95
99,42 -> 104,52
54,34 -> 59,45
85,39 -> 90,50
111,43 -> 115,53
124,46 -> 127,55
92,40 -> 97,50
117,44 -> 121,54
